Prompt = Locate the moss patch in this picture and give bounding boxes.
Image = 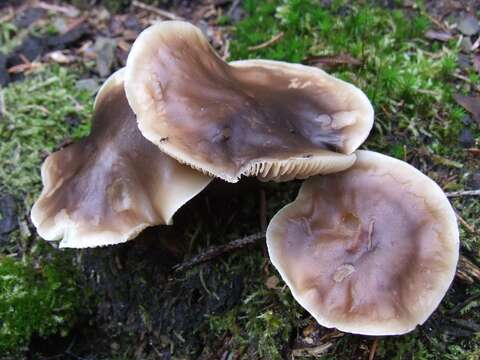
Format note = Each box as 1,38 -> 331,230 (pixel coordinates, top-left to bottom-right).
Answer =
0,253 -> 88,354
0,64 -> 94,355
201,0 -> 480,358
0,0 -> 479,358
0,65 -> 92,218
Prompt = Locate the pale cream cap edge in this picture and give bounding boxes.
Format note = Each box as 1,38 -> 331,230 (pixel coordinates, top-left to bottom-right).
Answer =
266,150 -> 459,335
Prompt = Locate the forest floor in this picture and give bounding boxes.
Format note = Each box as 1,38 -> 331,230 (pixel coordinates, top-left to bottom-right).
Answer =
0,0 -> 480,359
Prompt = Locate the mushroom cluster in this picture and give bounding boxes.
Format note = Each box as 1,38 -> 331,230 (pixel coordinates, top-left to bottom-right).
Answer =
31,21 -> 459,336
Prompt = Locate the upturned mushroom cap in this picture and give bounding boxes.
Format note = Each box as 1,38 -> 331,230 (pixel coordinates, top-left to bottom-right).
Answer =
124,21 -> 373,183
266,150 -> 459,335
31,68 -> 212,248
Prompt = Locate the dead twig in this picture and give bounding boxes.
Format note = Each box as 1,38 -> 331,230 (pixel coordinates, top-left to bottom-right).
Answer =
369,338 -> 379,360
248,32 -> 285,51
227,0 -> 241,17
456,255 -> 480,285
222,39 -> 230,61
303,53 -> 362,69
455,211 -> 476,233
7,62 -> 42,74
448,292 -> 480,315
173,232 -> 265,272
132,0 -> 184,20
446,190 -> 480,198
425,14 -> 449,32
0,7 -> 15,23
37,2 -> 79,17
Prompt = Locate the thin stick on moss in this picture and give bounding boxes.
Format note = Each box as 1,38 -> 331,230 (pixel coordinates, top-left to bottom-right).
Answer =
248,32 -> 285,51
173,232 -> 265,272
446,189 -> 480,198
455,211 -> 476,233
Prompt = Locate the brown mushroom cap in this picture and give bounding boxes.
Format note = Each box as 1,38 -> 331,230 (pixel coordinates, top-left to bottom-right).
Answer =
31,68 -> 212,248
266,150 -> 459,335
124,21 -> 373,183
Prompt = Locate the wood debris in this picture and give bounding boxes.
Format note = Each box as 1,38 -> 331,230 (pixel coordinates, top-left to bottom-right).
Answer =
248,32 -> 285,51
132,0 -> 184,20
304,53 -> 362,69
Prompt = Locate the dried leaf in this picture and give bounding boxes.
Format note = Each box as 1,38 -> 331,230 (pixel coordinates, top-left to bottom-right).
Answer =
292,343 -> 333,358
303,54 -> 362,70
454,94 -> 480,125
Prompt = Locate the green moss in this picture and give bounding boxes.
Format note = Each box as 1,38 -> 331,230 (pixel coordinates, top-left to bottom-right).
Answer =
230,0 -> 477,160
0,65 -> 94,354
0,254 -> 87,353
208,254 -> 301,359
0,65 -> 92,218
217,0 -> 480,358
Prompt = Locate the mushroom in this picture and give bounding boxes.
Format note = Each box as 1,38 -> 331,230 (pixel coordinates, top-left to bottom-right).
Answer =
31,68 -> 212,248
266,150 -> 459,335
124,21 -> 374,183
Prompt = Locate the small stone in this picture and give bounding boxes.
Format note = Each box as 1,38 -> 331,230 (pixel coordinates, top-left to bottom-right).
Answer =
18,220 -> 31,238
0,53 -> 9,86
47,50 -> 75,64
265,275 -> 280,289
125,15 -> 142,32
64,114 -> 81,127
53,18 -> 68,33
475,54 -> 480,74
0,194 -> 17,235
97,7 -> 111,22
460,37 -> 473,53
457,53 -> 471,70
94,37 -> 117,77
425,30 -> 452,42
76,78 -> 99,93
469,172 -> 480,188
463,115 -> 472,125
458,15 -> 480,36
459,128 -> 475,148
14,7 -> 44,28
304,337 -> 314,344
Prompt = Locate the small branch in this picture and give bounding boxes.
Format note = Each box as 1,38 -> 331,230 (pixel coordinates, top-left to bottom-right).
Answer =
448,292 -> 480,315
456,255 -> 480,285
227,0 -> 242,17
222,39 -> 230,61
248,32 -> 284,51
455,211 -> 476,233
446,189 -> 480,198
369,338 -> 379,360
173,232 -> 265,272
132,0 -> 184,20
